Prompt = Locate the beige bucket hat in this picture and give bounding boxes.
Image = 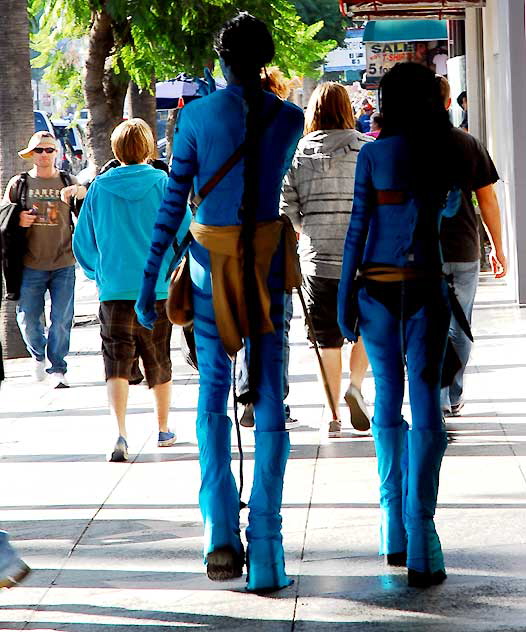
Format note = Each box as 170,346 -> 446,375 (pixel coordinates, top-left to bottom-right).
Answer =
18,131 -> 58,160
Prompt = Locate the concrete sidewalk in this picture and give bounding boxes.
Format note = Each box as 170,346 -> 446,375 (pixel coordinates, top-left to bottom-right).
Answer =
1,271 -> 525,630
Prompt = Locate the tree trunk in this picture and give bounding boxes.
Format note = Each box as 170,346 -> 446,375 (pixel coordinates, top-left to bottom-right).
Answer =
0,0 -> 34,360
302,77 -> 318,109
165,108 -> 177,164
128,78 -> 157,142
84,9 -> 129,170
0,0 -> 34,194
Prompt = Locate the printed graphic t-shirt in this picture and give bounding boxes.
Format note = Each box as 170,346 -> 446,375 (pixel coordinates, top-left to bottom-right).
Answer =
23,174 -> 78,270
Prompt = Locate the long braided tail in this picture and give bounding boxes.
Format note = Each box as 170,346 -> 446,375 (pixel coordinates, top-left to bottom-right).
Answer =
239,78 -> 265,405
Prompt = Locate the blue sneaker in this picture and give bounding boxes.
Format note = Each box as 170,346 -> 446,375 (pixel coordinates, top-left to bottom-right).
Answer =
109,436 -> 128,462
0,532 -> 31,588
158,430 -> 176,447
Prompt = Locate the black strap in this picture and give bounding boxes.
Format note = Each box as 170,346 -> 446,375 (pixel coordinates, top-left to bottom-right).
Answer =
58,171 -> 77,222
15,173 -> 29,209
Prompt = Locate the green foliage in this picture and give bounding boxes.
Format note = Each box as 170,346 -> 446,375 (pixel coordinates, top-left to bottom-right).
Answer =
291,0 -> 348,47
30,0 -> 336,98
30,0 -> 88,108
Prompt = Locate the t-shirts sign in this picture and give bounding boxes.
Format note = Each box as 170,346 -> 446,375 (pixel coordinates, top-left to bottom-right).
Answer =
365,41 -> 428,88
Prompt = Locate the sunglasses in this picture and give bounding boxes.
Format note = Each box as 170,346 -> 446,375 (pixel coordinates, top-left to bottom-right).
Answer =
33,147 -> 56,154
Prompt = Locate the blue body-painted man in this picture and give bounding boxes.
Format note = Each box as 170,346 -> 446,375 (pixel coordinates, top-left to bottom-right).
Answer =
135,13 -> 304,592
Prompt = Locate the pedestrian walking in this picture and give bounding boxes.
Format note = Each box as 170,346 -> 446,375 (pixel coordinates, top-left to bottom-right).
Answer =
437,76 -> 507,417
367,113 -> 383,139
338,62 -> 467,588
135,12 -> 304,592
73,119 -> 176,462
1,131 -> 84,388
281,82 -> 372,437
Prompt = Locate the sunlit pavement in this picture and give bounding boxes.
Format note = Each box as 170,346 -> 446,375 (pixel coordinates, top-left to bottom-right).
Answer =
1,269 -> 525,630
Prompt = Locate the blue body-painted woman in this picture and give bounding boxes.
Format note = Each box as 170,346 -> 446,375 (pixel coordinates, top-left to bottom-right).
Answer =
135,13 -> 304,592
338,63 -> 461,588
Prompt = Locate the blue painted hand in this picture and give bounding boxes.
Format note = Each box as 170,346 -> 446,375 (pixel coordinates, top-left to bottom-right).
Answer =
135,284 -> 158,330
196,68 -> 216,97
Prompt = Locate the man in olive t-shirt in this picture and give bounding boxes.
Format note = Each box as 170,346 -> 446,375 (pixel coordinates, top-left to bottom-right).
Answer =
2,131 -> 86,388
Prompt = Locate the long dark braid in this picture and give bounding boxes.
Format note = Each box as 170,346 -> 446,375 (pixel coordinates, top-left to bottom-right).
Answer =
379,62 -> 455,270
215,13 -> 275,404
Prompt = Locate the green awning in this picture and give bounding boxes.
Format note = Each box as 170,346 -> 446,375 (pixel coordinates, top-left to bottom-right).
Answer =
363,19 -> 448,42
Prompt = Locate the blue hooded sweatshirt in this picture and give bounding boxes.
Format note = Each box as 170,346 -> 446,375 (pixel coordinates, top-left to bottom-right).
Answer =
73,164 -> 170,301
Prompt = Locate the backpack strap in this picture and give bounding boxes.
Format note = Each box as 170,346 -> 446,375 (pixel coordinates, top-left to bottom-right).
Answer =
58,170 -> 76,224
58,170 -> 74,188
15,173 -> 29,209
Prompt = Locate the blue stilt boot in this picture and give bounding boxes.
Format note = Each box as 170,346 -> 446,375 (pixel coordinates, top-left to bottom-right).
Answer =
372,420 -> 409,566
406,428 -> 448,588
196,413 -> 244,581
246,430 -> 293,592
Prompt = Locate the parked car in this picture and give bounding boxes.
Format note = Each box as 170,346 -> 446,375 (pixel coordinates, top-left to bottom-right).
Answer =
77,108 -> 89,129
34,110 -> 54,135
52,119 -> 88,175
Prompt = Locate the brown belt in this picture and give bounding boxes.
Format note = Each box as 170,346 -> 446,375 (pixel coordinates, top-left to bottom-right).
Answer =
359,266 -> 427,282
376,190 -> 407,205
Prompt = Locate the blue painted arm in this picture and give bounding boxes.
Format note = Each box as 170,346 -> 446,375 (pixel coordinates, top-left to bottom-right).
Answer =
337,147 -> 373,342
135,108 -> 197,329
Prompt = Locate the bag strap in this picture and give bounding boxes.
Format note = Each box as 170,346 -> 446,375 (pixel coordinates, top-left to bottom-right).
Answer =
58,170 -> 76,225
190,97 -> 284,210
15,173 -> 29,209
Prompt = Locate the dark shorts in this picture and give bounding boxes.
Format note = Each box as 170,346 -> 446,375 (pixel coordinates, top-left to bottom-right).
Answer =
302,275 -> 344,349
99,300 -> 172,388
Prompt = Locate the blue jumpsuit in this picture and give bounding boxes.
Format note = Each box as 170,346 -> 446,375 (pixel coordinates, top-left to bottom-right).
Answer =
136,85 -> 304,591
338,136 -> 456,581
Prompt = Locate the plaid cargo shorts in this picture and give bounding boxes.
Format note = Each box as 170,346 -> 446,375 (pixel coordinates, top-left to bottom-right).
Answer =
99,300 -> 172,388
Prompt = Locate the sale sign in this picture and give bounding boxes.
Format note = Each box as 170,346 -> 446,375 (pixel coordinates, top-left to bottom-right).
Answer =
365,41 -> 429,88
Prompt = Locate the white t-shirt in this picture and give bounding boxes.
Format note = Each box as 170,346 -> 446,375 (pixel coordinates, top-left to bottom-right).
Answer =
433,53 -> 448,75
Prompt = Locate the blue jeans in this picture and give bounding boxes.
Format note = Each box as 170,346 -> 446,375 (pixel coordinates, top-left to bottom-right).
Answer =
440,261 -> 479,410
236,292 -> 293,416
16,266 -> 75,374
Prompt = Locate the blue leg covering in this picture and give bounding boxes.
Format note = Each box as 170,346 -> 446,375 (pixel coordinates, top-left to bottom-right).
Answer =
246,430 -> 293,592
196,413 -> 243,563
371,420 -> 408,558
406,428 -> 448,576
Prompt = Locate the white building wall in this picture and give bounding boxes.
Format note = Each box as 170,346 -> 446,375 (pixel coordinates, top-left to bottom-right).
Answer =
469,0 -> 526,304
